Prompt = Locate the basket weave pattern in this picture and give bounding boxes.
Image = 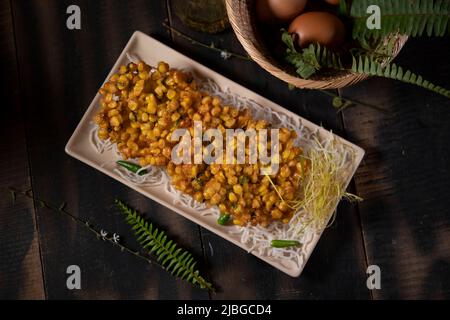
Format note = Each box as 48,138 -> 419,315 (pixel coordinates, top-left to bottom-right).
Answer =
226,0 -> 408,89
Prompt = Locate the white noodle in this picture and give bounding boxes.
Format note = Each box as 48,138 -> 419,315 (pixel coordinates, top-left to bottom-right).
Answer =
89,62 -> 357,270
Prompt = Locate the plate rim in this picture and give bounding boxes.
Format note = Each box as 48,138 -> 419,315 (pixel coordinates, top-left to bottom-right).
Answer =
65,30 -> 365,277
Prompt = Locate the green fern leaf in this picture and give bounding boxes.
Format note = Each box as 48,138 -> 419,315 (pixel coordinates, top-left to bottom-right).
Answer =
286,42 -> 450,98
350,0 -> 450,39
115,199 -> 214,291
350,55 -> 450,98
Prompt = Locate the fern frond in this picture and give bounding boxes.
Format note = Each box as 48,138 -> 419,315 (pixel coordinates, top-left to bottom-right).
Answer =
310,44 -> 345,70
350,55 -> 450,98
294,43 -> 450,98
350,0 -> 450,39
115,199 -> 214,292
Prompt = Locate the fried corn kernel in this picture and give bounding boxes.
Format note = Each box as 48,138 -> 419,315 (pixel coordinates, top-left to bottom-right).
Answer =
167,89 -> 177,100
95,60 -> 306,227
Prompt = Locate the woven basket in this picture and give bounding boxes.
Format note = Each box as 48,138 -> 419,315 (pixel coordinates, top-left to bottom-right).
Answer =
226,0 -> 408,89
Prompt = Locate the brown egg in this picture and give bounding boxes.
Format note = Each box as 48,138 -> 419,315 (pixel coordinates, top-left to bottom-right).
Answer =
256,0 -> 308,23
324,0 -> 340,5
288,12 -> 345,48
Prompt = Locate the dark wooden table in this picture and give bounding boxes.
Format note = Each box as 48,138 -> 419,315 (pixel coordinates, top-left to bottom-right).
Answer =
1,0 -> 449,300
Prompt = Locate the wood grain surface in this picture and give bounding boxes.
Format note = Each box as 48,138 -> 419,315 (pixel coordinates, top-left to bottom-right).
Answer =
1,0 -> 448,299
340,37 -> 450,299
166,3 -> 370,299
0,0 -> 45,300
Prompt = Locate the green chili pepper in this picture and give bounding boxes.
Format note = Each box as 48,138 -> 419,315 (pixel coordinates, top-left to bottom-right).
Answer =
270,240 -> 301,248
217,214 -> 231,226
116,160 -> 148,176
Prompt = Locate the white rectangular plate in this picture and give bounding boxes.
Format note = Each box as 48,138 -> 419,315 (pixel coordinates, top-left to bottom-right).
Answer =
65,31 -> 364,277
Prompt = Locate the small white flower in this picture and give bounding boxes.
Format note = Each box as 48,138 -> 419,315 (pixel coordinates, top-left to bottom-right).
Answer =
220,50 -> 231,60
100,229 -> 108,240
112,233 -> 120,243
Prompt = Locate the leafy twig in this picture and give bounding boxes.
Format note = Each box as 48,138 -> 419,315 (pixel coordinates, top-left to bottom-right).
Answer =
7,188 -> 156,264
115,199 -> 214,292
7,188 -> 214,292
163,22 -> 251,61
282,31 -> 450,100
282,30 -> 321,79
165,23 -> 381,111
282,33 -> 389,112
319,90 -> 391,114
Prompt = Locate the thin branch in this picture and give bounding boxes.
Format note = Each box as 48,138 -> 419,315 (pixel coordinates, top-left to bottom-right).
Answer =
7,187 -> 161,269
162,22 -> 251,61
320,90 -> 391,114
7,187 -> 215,292
164,23 -> 386,113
